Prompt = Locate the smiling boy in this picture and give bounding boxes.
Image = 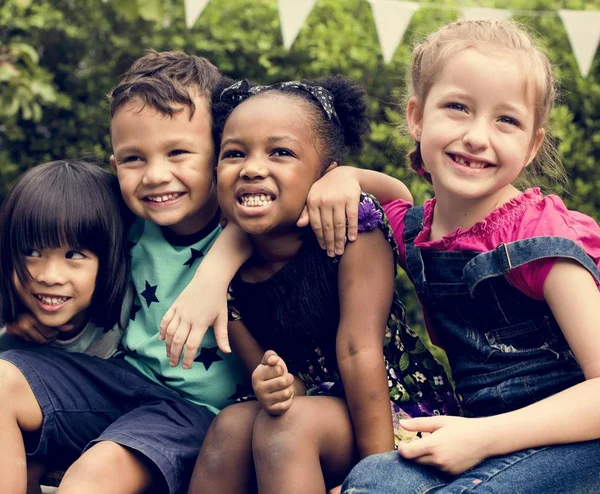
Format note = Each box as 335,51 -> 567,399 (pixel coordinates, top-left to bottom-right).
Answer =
0,51 -> 245,494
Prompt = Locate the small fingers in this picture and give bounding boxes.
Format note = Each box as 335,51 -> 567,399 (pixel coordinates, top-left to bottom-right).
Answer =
346,201 -> 359,242
332,205 -> 347,256
164,315 -> 181,357
213,310 -> 231,354
321,210 -> 336,257
399,417 -> 445,433
307,201 -> 325,249
265,395 -> 294,415
296,206 -> 309,228
159,307 -> 175,340
181,327 -> 206,370
397,439 -> 430,460
168,325 -> 191,367
261,350 -> 280,366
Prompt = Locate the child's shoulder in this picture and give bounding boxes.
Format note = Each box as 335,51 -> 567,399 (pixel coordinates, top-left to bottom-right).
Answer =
518,189 -> 600,243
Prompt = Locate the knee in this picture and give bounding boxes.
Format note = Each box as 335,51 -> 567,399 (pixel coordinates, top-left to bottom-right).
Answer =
60,441 -> 152,493
252,406 -> 307,461
200,404 -> 258,464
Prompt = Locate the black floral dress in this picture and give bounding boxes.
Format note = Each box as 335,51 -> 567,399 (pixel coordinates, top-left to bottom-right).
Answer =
228,194 -> 459,446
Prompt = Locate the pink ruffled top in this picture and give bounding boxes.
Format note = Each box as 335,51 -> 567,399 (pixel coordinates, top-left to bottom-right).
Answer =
383,188 -> 600,300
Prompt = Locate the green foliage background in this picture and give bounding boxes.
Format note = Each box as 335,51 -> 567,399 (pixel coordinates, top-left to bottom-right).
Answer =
1,0 -> 599,329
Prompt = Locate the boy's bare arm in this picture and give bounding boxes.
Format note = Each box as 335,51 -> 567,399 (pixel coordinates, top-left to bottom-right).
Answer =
160,223 -> 252,368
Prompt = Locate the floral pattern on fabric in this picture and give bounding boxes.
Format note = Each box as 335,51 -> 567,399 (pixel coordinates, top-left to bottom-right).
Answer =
228,193 -> 459,447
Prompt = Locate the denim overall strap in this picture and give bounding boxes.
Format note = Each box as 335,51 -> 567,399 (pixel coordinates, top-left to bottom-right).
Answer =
464,236 -> 600,296
402,206 -> 427,295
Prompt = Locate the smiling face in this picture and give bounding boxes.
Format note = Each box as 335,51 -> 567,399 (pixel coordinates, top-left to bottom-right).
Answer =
217,93 -> 324,236
110,95 -> 218,235
14,247 -> 98,332
407,49 -> 545,207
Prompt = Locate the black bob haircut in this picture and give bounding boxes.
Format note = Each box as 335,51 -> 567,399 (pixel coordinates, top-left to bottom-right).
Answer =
0,159 -> 131,329
211,74 -> 370,170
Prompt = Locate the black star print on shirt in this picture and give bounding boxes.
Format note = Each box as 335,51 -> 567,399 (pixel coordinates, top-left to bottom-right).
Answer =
194,346 -> 223,370
184,248 -> 204,267
140,281 -> 159,307
130,303 -> 142,321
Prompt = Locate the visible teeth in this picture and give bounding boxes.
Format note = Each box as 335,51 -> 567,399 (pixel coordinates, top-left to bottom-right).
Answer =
36,295 -> 68,305
453,155 -> 487,169
147,193 -> 181,202
240,194 -> 274,207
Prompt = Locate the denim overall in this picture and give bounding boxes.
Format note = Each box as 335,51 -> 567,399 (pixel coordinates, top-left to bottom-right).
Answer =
342,205 -> 600,493
402,205 -> 600,417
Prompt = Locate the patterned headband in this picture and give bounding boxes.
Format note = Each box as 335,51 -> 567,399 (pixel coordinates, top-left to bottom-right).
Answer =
220,79 -> 339,123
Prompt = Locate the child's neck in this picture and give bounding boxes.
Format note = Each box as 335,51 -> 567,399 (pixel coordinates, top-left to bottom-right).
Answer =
243,229 -> 306,282
55,310 -> 91,341
430,185 -> 521,241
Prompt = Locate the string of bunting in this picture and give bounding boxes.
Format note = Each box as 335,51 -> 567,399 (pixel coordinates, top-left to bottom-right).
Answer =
182,0 -> 599,78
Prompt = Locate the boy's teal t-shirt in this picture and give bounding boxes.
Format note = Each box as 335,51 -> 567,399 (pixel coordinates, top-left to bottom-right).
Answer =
122,217 -> 246,414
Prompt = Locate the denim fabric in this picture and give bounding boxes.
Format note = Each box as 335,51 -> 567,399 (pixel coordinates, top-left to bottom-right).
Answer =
402,206 -> 597,418
0,348 -> 215,494
342,443 -> 600,493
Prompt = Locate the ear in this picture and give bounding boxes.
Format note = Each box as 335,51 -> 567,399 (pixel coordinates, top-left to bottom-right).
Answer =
526,128 -> 545,166
110,155 -> 117,171
323,161 -> 338,174
406,97 -> 423,141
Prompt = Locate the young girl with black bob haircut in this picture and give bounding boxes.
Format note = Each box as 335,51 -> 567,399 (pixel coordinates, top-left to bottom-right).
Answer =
0,159 -> 131,357
188,75 -> 457,493
334,19 -> 600,492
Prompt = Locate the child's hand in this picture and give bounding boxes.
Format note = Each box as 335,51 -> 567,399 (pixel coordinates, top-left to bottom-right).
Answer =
160,284 -> 230,370
329,485 -> 342,494
5,313 -> 60,344
296,164 -> 361,257
252,350 -> 296,415
397,416 -> 491,475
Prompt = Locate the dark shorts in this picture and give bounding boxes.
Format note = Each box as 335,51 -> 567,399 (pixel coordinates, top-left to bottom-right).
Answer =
0,348 -> 215,494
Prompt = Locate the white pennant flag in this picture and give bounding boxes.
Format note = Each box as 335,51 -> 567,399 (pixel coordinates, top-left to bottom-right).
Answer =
184,0 -> 210,29
558,10 -> 600,78
369,1 -> 419,64
461,7 -> 512,21
278,0 -> 318,50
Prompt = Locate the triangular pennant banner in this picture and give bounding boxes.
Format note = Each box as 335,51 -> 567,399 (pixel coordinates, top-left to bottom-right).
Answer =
369,1 -> 419,64
278,0 -> 318,50
184,0 -> 210,29
461,7 -> 512,21
558,9 -> 600,78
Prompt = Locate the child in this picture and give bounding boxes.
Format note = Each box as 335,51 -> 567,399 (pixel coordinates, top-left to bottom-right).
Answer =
338,19 -> 600,492
0,159 -> 131,358
187,76 -> 458,494
0,51 -> 246,494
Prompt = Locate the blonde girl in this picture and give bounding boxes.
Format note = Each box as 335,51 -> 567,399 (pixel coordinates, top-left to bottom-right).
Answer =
333,19 -> 600,492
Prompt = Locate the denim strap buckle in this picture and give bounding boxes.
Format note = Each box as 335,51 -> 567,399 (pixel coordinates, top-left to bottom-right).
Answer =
497,243 -> 513,273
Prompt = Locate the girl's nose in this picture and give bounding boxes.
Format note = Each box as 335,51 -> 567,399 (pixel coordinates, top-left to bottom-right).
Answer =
240,158 -> 268,180
462,120 -> 490,151
33,260 -> 66,286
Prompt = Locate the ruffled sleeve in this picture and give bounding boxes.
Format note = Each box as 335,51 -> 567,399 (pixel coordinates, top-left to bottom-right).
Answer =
507,194 -> 600,299
382,198 -> 414,269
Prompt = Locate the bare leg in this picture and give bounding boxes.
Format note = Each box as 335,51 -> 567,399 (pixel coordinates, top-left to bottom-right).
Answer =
0,360 -> 44,494
252,396 -> 356,494
188,401 -> 261,494
57,441 -> 154,494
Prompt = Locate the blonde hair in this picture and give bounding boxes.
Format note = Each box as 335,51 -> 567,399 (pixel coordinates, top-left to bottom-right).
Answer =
405,19 -> 566,191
